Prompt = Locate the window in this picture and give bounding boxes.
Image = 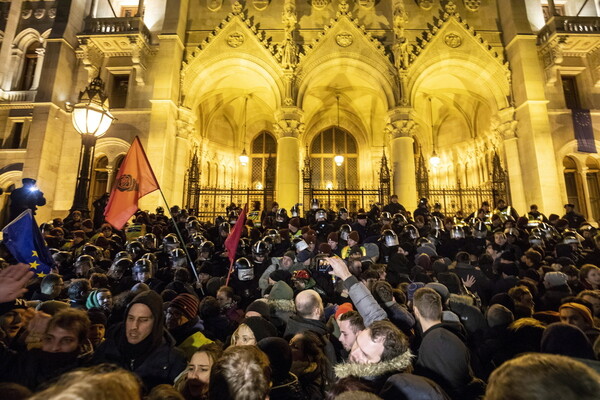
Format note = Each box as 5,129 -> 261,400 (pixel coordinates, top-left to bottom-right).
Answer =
109,74 -> 129,109
563,156 -> 583,212
586,158 -> 600,221
251,131 -> 277,189
561,76 -> 580,109
310,127 -> 358,189
542,4 -> 565,22
2,121 -> 30,149
91,156 -> 109,207
120,6 -> 138,17
16,42 -> 39,91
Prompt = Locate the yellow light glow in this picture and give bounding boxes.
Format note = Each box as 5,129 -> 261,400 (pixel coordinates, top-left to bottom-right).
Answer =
334,155 -> 344,166
430,151 -> 441,167
239,148 -> 249,166
325,181 -> 333,190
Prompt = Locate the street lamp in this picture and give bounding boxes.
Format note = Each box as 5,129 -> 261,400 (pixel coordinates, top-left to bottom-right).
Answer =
430,150 -> 441,167
66,75 -> 115,215
239,148 -> 249,166
334,155 -> 344,166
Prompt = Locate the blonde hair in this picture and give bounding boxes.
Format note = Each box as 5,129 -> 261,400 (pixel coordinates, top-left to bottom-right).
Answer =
29,367 -> 141,400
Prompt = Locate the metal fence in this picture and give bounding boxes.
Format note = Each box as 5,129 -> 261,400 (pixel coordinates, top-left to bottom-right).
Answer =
304,188 -> 386,213
427,183 -> 503,216
188,187 -> 269,221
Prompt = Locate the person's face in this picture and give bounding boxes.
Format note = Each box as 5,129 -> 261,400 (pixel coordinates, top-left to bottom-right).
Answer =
97,291 -> 113,310
349,329 -> 384,364
75,261 -> 91,277
290,334 -> 306,361
560,308 -> 589,331
232,324 -> 256,346
187,352 -> 213,396
358,218 -> 367,226
254,253 -> 266,264
102,228 -> 112,238
73,213 -> 81,221
281,255 -> 294,269
347,238 -> 357,247
391,197 -> 398,204
585,269 -> 600,286
199,272 -> 210,284
42,326 -> 80,353
88,323 -> 106,346
518,293 -> 534,310
494,234 -> 507,246
328,239 -> 338,250
581,295 -> 600,318
135,271 -> 151,282
338,319 -> 359,352
166,306 -> 189,330
216,291 -> 232,309
126,303 -> 154,345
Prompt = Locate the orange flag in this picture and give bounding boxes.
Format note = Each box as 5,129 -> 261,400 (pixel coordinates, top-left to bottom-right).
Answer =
104,136 -> 159,229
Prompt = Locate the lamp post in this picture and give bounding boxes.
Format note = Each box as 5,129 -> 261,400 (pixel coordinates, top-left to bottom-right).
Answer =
67,76 -> 115,216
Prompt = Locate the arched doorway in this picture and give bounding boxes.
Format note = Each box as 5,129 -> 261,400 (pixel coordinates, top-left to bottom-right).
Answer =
585,157 -> 600,221
90,156 -> 109,207
563,156 -> 584,213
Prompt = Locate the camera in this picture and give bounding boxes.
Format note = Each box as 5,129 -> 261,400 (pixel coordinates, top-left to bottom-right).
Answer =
316,257 -> 331,273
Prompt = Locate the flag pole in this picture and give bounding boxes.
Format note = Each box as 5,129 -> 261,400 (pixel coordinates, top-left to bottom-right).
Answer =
157,189 -> 200,284
225,258 -> 235,287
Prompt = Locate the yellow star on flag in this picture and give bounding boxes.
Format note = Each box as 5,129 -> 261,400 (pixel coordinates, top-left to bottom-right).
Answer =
32,250 -> 38,257
36,272 -> 47,278
29,260 -> 39,270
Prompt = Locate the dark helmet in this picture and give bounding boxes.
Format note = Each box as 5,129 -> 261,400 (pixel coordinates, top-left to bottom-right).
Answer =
382,229 -> 399,247
169,248 -> 186,260
238,237 -> 252,257
140,252 -> 158,265
431,216 -> 444,231
428,230 -> 443,245
156,206 -> 165,214
109,257 -> 133,275
504,227 -> 519,238
133,258 -> 153,274
199,241 -> 215,258
228,210 -> 239,224
114,251 -> 131,261
338,207 -> 349,217
266,229 -> 281,244
472,221 -> 487,239
234,257 -> 254,281
140,233 -> 157,249
562,230 -> 581,245
261,236 -> 274,254
52,251 -> 72,266
380,212 -> 392,223
82,244 -> 102,259
163,233 -> 180,248
418,197 -> 428,206
126,241 -> 147,259
416,237 -> 433,247
315,208 -> 327,221
219,222 -> 231,234
529,234 -> 544,247
190,233 -> 205,247
402,224 -> 419,240
187,219 -> 201,233
276,208 -> 288,222
311,199 -> 320,210
450,226 -> 465,240
291,203 -> 301,217
75,255 -> 95,272
393,213 -> 408,226
252,240 -> 269,257
339,224 -> 352,241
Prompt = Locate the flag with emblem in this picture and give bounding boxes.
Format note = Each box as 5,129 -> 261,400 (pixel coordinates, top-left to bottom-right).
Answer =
104,136 -> 160,229
2,209 -> 53,278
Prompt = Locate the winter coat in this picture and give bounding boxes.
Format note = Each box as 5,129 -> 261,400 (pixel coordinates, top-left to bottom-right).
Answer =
343,275 -> 387,327
269,372 -> 306,400
379,373 -> 451,400
284,314 -> 337,365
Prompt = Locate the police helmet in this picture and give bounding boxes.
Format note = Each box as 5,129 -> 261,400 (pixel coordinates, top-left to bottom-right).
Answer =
235,257 -> 254,281
380,212 -> 392,222
402,224 -> 419,240
133,258 -> 153,275
473,221 -> 488,239
252,240 -> 269,257
199,241 -> 215,258
382,229 -> 399,247
339,224 -> 352,241
338,207 -> 349,217
163,233 -> 180,248
393,213 -> 408,226
450,226 -> 465,240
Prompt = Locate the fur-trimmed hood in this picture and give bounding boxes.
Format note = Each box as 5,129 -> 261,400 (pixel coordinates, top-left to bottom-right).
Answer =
334,350 -> 414,379
269,298 -> 296,313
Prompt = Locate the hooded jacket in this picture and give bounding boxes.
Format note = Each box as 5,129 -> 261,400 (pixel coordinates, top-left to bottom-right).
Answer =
92,291 -> 187,392
284,314 -> 337,364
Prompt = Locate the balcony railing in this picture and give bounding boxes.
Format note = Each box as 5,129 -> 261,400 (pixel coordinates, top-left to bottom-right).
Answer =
0,90 -> 36,103
80,17 -> 151,44
538,16 -> 600,45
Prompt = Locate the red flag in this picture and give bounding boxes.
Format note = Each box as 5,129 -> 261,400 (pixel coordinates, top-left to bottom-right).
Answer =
104,136 -> 159,229
224,204 -> 248,266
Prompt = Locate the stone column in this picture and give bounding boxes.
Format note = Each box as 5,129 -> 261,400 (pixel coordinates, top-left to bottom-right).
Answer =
105,166 -> 114,193
497,114 -> 527,213
0,0 -> 23,91
387,113 -> 417,209
274,107 -> 304,209
173,113 -> 194,207
579,167 -> 593,219
29,47 -> 46,90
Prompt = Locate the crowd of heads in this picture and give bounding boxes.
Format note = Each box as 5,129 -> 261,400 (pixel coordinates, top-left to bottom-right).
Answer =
0,196 -> 598,399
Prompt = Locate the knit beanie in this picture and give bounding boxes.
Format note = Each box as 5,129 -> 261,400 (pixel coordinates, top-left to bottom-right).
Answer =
246,299 -> 270,319
283,250 -> 296,260
242,316 -> 277,342
327,232 -> 339,242
86,290 -> 102,309
87,307 -> 108,327
425,282 -> 450,302
269,281 -> 294,300
258,337 -> 293,382
289,217 -> 300,228
318,243 -> 332,255
559,303 -> 594,327
544,271 -> 568,288
348,231 -> 360,243
407,282 -> 425,301
541,322 -> 595,360
269,269 -> 291,283
334,303 -> 354,320
169,293 -> 199,320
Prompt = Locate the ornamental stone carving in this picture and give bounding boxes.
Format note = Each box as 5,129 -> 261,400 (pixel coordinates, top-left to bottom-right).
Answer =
358,0 -> 375,9
336,32 -> 353,47
463,0 -> 481,12
34,8 -> 45,19
312,0 -> 330,11
207,0 -> 222,11
417,0 -> 434,11
227,32 -> 245,48
444,33 -> 462,48
253,0 -> 269,11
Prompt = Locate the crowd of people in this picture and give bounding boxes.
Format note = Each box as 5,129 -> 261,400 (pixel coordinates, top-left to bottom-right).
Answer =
0,194 -> 599,400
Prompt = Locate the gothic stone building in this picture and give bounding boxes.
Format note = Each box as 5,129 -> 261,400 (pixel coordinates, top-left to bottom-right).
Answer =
0,0 -> 599,225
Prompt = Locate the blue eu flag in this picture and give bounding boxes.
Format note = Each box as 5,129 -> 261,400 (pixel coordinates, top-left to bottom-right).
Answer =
2,210 -> 53,278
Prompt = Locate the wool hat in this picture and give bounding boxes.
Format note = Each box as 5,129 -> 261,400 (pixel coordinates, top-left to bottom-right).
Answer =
305,234 -> 316,245
407,282 -> 426,301
87,307 -> 108,327
541,322 -> 595,360
296,249 -> 313,263
415,253 -> 432,271
559,303 -> 594,328
499,262 -> 519,277
416,244 -> 437,258
246,299 -> 270,319
269,280 -> 294,300
318,243 -> 332,255
544,271 -> 568,288
269,269 -> 291,283
436,272 -> 461,294
486,304 -> 514,328
242,316 -> 278,342
283,250 -> 296,260
257,337 -> 293,382
289,217 -> 301,228
334,302 -> 354,320
348,231 -> 360,243
81,219 -> 94,229
169,293 -> 199,320
489,293 -> 515,313
293,269 -> 311,281
36,300 -> 69,316
357,213 -> 367,220
425,282 -> 450,302
327,232 -> 339,242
